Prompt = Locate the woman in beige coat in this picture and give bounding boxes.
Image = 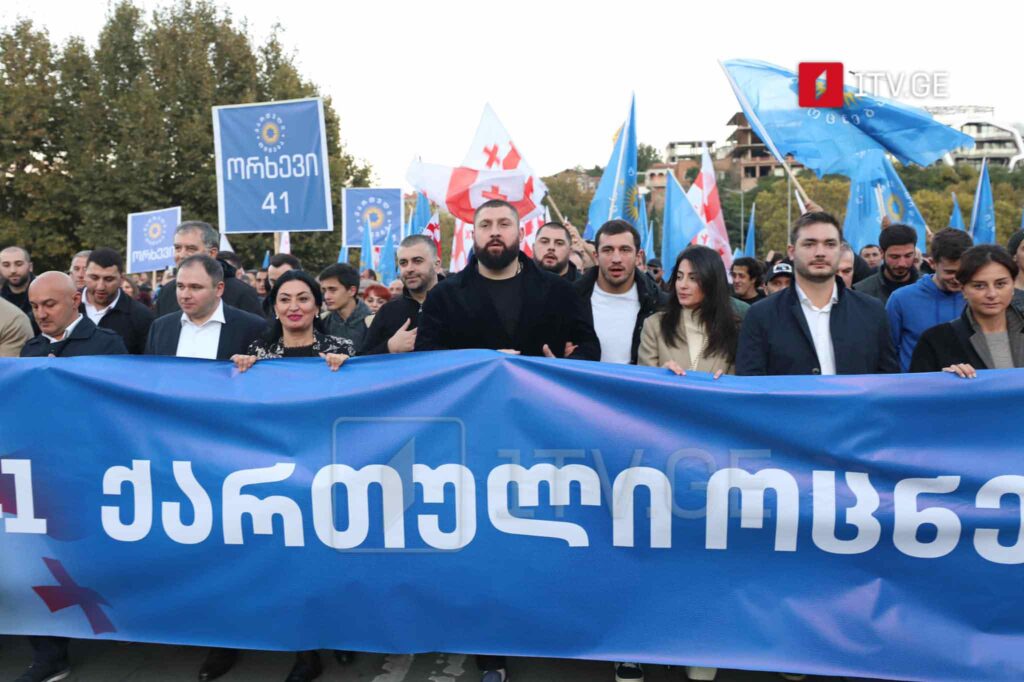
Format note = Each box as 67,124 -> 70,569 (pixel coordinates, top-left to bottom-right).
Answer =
639,245 -> 743,378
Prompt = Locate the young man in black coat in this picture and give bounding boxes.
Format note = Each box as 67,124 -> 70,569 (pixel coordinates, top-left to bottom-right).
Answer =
145,255 -> 266,360
153,220 -> 263,318
18,271 -> 125,681
360,235 -> 441,355
78,247 -> 154,355
415,199 -> 599,361
737,211 -> 898,376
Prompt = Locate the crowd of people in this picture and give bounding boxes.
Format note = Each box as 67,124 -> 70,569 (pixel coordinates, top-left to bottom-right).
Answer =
2,198 -> 1023,682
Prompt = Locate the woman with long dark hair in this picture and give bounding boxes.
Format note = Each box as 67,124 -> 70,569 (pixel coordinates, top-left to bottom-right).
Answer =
232,269 -> 353,373
911,244 -> 1024,377
638,245 -> 742,378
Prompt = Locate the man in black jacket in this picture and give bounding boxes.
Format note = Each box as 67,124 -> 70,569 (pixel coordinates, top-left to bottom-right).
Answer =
416,199 -> 599,361
154,221 -> 263,318
853,223 -> 919,305
737,211 -> 898,376
145,255 -> 266,359
18,271 -> 124,681
574,219 -> 666,364
1,245 -> 38,334
533,222 -> 581,282
361,234 -> 441,355
79,248 -> 154,355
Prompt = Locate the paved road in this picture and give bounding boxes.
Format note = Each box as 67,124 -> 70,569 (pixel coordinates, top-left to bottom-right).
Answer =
0,638 -> 848,682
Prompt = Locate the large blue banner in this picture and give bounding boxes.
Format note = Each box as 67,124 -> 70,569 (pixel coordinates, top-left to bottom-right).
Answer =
343,187 -> 403,248
1,352 -> 1022,681
213,98 -> 333,234
125,206 -> 180,274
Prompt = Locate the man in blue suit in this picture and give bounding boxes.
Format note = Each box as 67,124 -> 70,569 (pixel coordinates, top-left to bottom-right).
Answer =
145,255 -> 266,361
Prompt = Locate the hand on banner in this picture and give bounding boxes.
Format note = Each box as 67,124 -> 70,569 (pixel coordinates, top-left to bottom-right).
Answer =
320,353 -> 349,371
943,363 -> 977,379
387,319 -> 417,353
231,354 -> 258,373
542,342 -> 577,358
497,349 -> 521,355
664,361 -> 724,380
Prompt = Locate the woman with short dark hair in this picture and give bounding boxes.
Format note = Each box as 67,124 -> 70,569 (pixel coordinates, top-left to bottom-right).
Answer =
910,245 -> 1024,377
638,245 -> 742,378
232,269 -> 353,373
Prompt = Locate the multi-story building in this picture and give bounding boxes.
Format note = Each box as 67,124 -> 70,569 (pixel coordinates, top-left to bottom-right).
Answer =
927,106 -> 1024,170
723,112 -> 803,191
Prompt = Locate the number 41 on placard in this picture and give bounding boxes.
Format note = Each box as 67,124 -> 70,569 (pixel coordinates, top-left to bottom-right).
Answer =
262,191 -> 290,215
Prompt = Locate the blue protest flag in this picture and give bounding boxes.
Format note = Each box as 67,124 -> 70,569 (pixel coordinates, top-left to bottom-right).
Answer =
720,60 -> 974,179
125,206 -> 181,274
261,250 -> 270,268
661,173 -> 705,280
410,191 -> 432,238
343,188 -> 403,249
971,159 -> 996,244
336,242 -> 347,264
842,152 -> 927,253
949,192 -> 965,230
213,98 -> 333,234
586,95 -> 638,239
378,225 -> 398,285
637,193 -> 654,258
359,214 -> 375,272
743,203 -> 757,258
1020,206 -> 1024,230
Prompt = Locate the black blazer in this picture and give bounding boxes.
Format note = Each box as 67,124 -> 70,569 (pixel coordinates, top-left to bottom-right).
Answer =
736,278 -> 898,376
79,290 -> 154,355
415,252 -> 600,359
21,316 -> 127,357
145,304 -> 268,360
910,306 -> 1024,372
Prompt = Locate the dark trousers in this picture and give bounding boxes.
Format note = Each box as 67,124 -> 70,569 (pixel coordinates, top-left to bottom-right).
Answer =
29,636 -> 69,663
477,654 -> 507,670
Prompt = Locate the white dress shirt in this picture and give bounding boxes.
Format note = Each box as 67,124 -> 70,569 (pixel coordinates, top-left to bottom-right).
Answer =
175,301 -> 226,359
83,289 -> 120,325
43,314 -> 84,343
795,281 -> 839,375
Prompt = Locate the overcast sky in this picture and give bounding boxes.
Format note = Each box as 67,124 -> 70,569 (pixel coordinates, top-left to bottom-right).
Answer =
5,0 -> 1022,189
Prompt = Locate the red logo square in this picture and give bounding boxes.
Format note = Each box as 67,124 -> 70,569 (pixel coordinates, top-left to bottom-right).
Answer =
798,62 -> 844,108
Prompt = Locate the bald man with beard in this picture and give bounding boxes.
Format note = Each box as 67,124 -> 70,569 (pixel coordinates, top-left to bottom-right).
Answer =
21,271 -> 127,357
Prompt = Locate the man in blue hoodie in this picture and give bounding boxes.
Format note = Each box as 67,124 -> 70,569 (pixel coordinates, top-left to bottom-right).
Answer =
887,228 -> 974,371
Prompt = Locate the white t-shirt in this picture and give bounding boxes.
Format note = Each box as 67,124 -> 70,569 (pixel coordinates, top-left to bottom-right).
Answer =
591,282 -> 640,364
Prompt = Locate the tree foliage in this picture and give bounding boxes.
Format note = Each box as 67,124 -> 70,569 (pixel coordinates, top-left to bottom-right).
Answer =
0,0 -> 370,273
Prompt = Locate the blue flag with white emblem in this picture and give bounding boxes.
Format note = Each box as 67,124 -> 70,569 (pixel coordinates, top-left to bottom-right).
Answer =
586,95 -> 638,239
743,203 -> 757,258
343,188 -> 403,249
843,152 -> 926,253
949,192 -> 965,230
720,60 -> 974,179
126,206 -> 181,274
971,159 -> 997,244
213,98 -> 333,234
660,174 -> 705,280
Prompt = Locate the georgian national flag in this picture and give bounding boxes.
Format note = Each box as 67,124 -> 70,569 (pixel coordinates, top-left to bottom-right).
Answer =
690,144 -> 733,269
422,211 -> 442,259
450,219 -> 474,273
407,161 -> 530,224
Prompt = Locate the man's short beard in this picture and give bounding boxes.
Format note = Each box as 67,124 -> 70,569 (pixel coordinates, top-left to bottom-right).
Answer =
795,261 -> 836,283
535,255 -> 568,274
477,241 -> 519,270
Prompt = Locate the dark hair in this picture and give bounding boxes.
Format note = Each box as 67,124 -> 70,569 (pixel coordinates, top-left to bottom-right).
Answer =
264,269 -> 325,342
859,244 -> 880,253
790,211 -> 842,244
218,250 -> 241,269
318,263 -> 359,291
473,198 -> 519,224
660,245 -> 740,364
929,228 -> 973,263
1006,230 -> 1024,257
956,245 -> 1019,285
536,222 -> 571,242
731,256 -> 764,282
362,284 -> 392,302
269,253 -> 302,270
878,224 -> 917,252
1,245 -> 31,262
400,234 -> 437,252
595,219 -> 641,250
175,221 -> 219,249
87,247 -> 124,273
178,254 -> 224,285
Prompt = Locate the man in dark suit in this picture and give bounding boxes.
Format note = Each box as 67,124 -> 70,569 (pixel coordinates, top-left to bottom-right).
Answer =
737,211 -> 898,376
78,247 -> 154,355
146,254 -> 266,360
153,220 -> 263,318
416,199 -> 599,362
18,271 -> 125,681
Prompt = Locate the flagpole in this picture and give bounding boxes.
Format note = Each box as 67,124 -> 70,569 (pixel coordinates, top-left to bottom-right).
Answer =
719,60 -> 812,206
273,232 -> 281,254
545,194 -> 566,224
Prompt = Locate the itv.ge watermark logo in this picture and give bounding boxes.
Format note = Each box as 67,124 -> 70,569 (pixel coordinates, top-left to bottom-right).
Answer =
798,62 -> 949,108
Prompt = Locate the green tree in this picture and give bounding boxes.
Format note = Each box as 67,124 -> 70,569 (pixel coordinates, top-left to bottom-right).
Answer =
637,143 -> 661,173
541,174 -> 594,227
